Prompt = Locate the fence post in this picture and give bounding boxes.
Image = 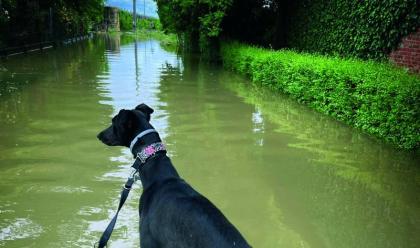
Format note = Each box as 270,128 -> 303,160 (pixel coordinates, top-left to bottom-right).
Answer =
49,7 -> 53,39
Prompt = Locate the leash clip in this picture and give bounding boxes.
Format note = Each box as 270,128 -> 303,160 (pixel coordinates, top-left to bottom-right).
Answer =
129,168 -> 140,182
123,169 -> 140,190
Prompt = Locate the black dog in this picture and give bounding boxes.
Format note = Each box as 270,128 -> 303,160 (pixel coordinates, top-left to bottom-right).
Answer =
97,103 -> 251,248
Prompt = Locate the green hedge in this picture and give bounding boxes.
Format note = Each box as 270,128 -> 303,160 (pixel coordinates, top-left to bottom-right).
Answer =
221,42 -> 420,149
287,0 -> 419,59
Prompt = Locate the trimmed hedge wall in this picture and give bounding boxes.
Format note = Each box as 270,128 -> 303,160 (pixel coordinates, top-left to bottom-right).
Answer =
221,42 -> 420,149
287,0 -> 419,59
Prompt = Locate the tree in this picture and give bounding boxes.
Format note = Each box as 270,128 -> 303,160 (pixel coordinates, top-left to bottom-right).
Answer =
0,0 -> 104,48
155,0 -> 233,51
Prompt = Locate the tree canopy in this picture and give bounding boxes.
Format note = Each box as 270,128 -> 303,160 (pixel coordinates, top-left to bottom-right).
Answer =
155,0 -> 233,50
155,0 -> 419,59
0,0 -> 104,47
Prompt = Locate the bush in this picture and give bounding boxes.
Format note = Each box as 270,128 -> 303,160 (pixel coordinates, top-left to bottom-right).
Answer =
221,42 -> 420,149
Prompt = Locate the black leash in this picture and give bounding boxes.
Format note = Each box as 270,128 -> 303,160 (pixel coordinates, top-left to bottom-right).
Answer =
95,159 -> 142,248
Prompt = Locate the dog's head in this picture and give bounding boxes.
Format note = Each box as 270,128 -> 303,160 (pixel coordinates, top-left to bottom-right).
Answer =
97,103 -> 154,147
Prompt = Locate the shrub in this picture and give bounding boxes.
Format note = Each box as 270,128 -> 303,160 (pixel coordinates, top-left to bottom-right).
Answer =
221,42 -> 420,149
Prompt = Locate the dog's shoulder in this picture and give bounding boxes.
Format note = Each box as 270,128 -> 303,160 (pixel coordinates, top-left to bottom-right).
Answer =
144,181 -> 251,247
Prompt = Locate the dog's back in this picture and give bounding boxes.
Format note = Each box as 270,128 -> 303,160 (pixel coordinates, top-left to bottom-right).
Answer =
140,176 -> 251,248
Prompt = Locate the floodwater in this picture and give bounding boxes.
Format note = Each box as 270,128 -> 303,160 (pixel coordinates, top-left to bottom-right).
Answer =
0,34 -> 419,248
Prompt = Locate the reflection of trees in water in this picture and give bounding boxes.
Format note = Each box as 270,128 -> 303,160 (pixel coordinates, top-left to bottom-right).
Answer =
157,55 -> 420,247
226,79 -> 420,248
0,37 -> 111,171
103,33 -> 146,52
104,34 -> 120,52
0,37 -> 108,125
157,55 -> 310,245
0,36 -> 130,247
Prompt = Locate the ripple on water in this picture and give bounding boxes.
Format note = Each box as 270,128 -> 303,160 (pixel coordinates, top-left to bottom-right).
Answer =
50,186 -> 92,193
0,218 -> 43,241
77,206 -> 103,216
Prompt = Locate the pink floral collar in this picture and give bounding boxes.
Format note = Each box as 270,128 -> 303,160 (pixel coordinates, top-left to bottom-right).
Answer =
136,142 -> 166,164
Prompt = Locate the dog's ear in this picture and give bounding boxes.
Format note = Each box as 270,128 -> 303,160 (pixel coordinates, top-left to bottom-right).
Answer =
135,103 -> 154,121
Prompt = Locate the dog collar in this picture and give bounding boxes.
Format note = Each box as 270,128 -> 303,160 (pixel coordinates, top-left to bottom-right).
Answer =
130,129 -> 158,152
136,142 -> 166,164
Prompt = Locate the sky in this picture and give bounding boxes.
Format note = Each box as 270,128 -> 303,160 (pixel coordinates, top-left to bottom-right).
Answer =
106,0 -> 158,18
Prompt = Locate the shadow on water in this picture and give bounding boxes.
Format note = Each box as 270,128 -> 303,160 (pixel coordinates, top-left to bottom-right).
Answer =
0,34 -> 419,248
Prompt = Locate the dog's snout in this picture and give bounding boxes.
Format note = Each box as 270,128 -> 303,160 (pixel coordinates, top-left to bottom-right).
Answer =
97,128 -> 119,146
97,131 -> 106,141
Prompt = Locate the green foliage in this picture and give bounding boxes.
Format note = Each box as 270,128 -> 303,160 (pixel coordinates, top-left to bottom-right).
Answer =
0,0 -> 104,47
154,0 -> 418,58
119,9 -> 161,31
155,0 -> 233,49
138,17 -> 161,30
221,42 -> 420,149
119,9 -> 133,31
55,0 -> 104,35
197,0 -> 232,38
288,0 -> 419,59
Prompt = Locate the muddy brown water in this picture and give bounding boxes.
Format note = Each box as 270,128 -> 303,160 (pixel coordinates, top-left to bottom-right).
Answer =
0,34 -> 419,248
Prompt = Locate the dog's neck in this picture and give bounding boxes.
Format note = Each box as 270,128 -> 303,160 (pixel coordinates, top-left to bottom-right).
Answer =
130,129 -> 162,156
137,154 -> 179,189
130,129 -> 179,189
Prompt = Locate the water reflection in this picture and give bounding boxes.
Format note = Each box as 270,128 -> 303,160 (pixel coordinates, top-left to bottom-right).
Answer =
157,56 -> 326,246
98,35 -> 181,138
223,76 -> 420,247
0,34 -> 418,248
252,107 -> 265,146
0,37 -> 117,247
82,34 -> 183,247
156,53 -> 419,247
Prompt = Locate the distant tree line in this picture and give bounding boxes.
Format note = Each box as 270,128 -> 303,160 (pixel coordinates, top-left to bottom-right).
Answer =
119,9 -> 161,31
0,0 -> 104,48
